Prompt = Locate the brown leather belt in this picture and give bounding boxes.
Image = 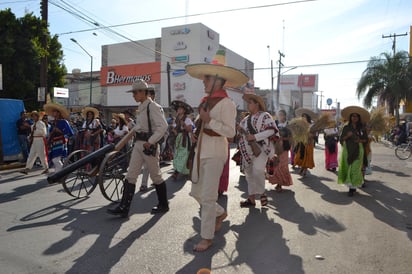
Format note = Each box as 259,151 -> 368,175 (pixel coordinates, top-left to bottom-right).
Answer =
203,128 -> 221,137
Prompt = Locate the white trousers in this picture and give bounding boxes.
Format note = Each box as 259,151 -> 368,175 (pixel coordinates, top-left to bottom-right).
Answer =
244,151 -> 269,196
127,140 -> 163,185
26,137 -> 48,170
190,157 -> 226,240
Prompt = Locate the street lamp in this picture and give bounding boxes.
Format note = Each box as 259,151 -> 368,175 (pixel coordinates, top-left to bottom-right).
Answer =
70,38 -> 93,105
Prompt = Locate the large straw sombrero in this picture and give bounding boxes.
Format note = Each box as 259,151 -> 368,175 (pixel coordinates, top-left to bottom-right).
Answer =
171,100 -> 194,114
341,106 -> 370,123
185,49 -> 249,88
243,93 -> 266,112
43,102 -> 70,119
295,108 -> 319,121
112,113 -> 128,124
81,106 -> 99,118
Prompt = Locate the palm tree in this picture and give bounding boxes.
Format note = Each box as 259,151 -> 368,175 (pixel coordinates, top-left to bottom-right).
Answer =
356,51 -> 412,124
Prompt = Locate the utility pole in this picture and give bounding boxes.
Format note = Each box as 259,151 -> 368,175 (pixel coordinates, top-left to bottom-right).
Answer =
276,50 -> 285,112
382,32 -> 407,56
40,0 -> 48,104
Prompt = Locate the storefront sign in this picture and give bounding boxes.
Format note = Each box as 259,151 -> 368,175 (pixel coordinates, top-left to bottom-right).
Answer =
174,41 -> 187,50
173,82 -> 186,91
170,27 -> 190,35
172,55 -> 189,63
53,87 -> 69,98
100,62 -> 161,86
172,69 -> 186,77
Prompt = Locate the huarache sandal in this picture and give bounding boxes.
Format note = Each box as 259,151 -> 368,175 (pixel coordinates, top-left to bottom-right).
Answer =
260,194 -> 268,207
275,184 -> 283,192
240,199 -> 256,208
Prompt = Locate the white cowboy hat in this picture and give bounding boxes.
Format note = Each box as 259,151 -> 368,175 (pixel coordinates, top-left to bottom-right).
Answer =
125,79 -> 150,93
341,106 -> 370,123
185,49 -> 249,88
43,102 -> 70,120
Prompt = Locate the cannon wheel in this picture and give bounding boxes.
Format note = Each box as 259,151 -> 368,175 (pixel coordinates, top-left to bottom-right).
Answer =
97,150 -> 129,203
61,149 -> 98,198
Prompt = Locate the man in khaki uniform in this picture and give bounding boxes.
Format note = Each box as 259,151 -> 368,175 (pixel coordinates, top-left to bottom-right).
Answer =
107,80 -> 169,217
185,49 -> 249,251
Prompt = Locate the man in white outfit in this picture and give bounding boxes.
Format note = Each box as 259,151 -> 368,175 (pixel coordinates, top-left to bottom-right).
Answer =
20,111 -> 49,175
185,49 -> 249,252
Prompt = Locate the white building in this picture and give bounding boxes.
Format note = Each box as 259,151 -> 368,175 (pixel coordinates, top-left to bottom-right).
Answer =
98,23 -> 253,118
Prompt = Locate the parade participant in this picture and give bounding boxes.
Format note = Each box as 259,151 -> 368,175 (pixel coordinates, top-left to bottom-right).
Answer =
293,108 -> 318,177
238,93 -> 277,207
139,85 -> 158,192
81,106 -> 102,152
323,120 -> 339,172
185,49 -> 248,252
266,126 -> 293,192
44,102 -> 74,173
112,113 -> 129,145
19,111 -> 49,175
338,106 -> 369,196
107,80 -> 168,217
170,100 -> 194,180
16,110 -> 32,162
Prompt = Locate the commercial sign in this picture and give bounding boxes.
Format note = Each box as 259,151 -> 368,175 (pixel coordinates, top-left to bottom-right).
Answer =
100,62 -> 161,86
174,41 -> 187,50
172,69 -> 186,77
53,87 -> 69,98
173,82 -> 186,91
279,74 -> 318,91
170,27 -> 190,35
171,55 -> 189,63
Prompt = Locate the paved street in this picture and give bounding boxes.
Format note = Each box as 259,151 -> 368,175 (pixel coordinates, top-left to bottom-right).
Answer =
1,139 -> 411,274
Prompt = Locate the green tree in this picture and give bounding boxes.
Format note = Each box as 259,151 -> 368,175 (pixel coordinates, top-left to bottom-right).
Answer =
0,9 -> 66,110
356,51 -> 412,124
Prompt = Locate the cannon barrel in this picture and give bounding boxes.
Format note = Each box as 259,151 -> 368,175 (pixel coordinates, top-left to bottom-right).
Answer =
47,144 -> 115,184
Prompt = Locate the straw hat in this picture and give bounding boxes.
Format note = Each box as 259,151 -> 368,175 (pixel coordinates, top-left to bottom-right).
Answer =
43,102 -> 70,119
30,111 -> 40,118
341,106 -> 370,123
171,100 -> 194,114
295,108 -> 319,121
243,93 -> 266,112
185,49 -> 249,88
125,79 -> 150,93
112,113 -> 128,124
81,106 -> 99,118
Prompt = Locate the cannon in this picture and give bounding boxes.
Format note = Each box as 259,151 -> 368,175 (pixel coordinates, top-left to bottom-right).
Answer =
47,130 -> 135,202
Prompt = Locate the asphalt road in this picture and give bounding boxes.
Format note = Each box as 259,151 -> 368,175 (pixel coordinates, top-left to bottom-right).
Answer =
0,138 -> 411,274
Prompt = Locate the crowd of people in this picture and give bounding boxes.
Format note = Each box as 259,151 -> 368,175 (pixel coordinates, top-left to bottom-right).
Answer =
16,49 -> 387,253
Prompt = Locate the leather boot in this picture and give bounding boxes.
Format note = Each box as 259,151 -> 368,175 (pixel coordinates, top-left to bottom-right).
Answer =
107,180 -> 136,218
151,181 -> 169,214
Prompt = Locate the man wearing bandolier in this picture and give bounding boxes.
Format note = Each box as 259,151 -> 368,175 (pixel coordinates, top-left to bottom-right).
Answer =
107,80 -> 169,217
185,49 -> 249,251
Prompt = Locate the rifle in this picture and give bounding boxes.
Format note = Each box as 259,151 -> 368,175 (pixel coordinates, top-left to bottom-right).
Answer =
237,126 -> 261,157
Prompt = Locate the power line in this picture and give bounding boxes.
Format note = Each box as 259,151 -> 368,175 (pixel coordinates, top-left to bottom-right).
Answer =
57,0 -> 318,36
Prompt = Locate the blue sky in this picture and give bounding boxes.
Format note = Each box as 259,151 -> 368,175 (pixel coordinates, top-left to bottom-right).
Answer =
2,0 -> 411,109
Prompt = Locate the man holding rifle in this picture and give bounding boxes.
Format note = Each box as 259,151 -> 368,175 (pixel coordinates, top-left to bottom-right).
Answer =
107,80 -> 169,217
185,50 -> 248,252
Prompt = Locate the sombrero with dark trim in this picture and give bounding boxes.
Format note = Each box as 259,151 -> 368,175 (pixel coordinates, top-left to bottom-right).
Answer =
295,108 -> 319,121
341,106 -> 370,123
185,49 -> 249,88
81,106 -> 99,118
170,100 -> 194,114
43,102 -> 70,120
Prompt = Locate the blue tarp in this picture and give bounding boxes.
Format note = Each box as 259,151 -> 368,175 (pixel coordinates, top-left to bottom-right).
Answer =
0,99 -> 25,159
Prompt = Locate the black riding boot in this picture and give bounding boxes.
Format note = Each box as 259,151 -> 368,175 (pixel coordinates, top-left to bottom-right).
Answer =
107,180 -> 136,218
151,181 -> 169,214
